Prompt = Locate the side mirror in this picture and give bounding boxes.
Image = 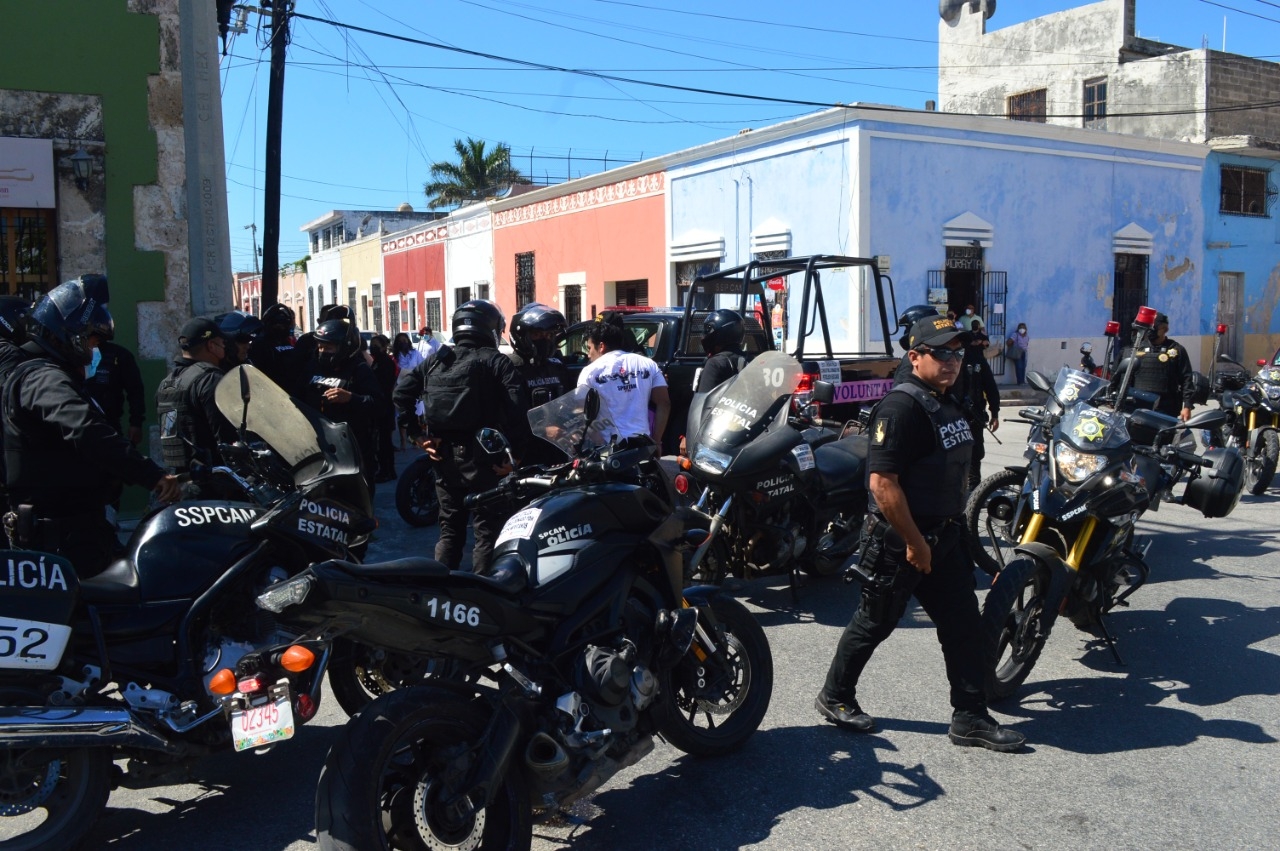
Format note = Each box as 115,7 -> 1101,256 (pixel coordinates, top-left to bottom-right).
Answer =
476,427 -> 510,456
812,380 -> 836,404
1080,342 -> 1093,355
1027,371 -> 1053,393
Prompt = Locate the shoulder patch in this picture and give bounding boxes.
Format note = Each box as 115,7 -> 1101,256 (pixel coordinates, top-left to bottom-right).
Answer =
871,414 -> 893,447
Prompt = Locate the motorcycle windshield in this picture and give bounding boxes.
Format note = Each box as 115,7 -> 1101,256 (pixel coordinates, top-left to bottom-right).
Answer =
214,365 -> 324,469
1057,402 -> 1130,452
1052,367 -> 1110,408
694,351 -> 803,448
1256,366 -> 1280,384
528,385 -> 621,457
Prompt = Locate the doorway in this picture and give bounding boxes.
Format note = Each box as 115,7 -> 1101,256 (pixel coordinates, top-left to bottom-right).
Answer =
944,244 -> 983,316
1217,272 -> 1244,362
1112,253 -> 1149,342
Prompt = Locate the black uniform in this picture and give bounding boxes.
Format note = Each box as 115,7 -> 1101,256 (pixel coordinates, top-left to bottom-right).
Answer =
508,351 -> 571,468
821,375 -> 988,718
1130,336 -> 1193,417
696,349 -> 746,393
86,340 -> 146,438
249,331 -> 307,396
302,355 -> 382,489
3,350 -> 166,576
394,341 -> 524,572
156,357 -> 236,475
958,338 -> 1000,490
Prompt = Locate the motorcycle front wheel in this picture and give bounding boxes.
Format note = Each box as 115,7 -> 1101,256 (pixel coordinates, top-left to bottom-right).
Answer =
965,467 -> 1027,576
653,596 -> 773,757
395,455 -> 440,527
0,745 -> 111,851
316,689 -> 531,851
981,557 -> 1056,701
1246,430 -> 1279,495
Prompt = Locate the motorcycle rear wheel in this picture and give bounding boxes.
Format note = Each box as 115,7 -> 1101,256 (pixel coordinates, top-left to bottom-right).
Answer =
981,557 -> 1055,702
316,689 -> 531,851
653,596 -> 773,757
0,745 -> 110,851
327,639 -> 474,718
395,456 -> 440,527
965,468 -> 1027,576
1246,430 -> 1279,495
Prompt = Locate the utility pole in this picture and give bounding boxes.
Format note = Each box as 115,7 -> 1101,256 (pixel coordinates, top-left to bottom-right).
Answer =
261,0 -> 292,311
244,223 -> 259,274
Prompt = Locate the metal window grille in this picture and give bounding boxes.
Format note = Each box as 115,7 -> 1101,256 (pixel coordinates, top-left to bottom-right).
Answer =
347,286 -> 357,318
427,297 -> 442,332
1083,78 -> 1107,127
1220,165 -> 1275,217
1112,254 -> 1149,341
0,209 -> 56,300
388,300 -> 400,335
371,283 -> 383,334
515,252 -> 536,308
329,279 -> 338,305
306,287 -> 314,332
1007,89 -> 1047,123
563,286 -> 582,324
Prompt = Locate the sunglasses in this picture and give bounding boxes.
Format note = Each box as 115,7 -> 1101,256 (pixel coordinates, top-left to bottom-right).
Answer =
915,345 -> 964,362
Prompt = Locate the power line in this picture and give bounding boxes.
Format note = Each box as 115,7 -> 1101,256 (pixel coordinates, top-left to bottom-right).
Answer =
1195,0 -> 1280,24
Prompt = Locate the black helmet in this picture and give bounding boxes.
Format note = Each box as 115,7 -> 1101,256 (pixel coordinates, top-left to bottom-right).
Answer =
510,302 -> 566,362
0,296 -> 32,345
452,299 -> 505,347
318,304 -> 354,324
701,309 -> 744,353
262,302 -> 295,330
29,275 -> 112,366
897,304 -> 939,330
215,310 -> 263,343
313,317 -> 360,364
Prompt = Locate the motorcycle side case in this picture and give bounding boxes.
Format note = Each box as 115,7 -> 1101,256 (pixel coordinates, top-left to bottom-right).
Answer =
1184,447 -> 1244,518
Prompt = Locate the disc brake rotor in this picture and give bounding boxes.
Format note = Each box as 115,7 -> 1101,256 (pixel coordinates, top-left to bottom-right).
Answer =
0,754 -> 61,816
414,777 -> 485,851
678,634 -> 750,716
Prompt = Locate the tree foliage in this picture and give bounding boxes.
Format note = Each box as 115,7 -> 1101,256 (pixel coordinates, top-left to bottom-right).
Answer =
423,138 -> 525,210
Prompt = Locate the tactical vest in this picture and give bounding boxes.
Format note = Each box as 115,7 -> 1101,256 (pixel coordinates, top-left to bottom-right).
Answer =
156,360 -> 221,473
1130,341 -> 1184,414
882,382 -> 974,519
423,345 -> 492,439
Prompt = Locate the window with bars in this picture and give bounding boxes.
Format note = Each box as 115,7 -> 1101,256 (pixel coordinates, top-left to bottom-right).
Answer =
675,261 -> 718,307
515,252 -> 536,308
307,287 -> 315,332
322,229 -> 332,251
329,279 -> 338,306
562,286 -> 583,324
454,287 -> 471,312
0,209 -> 57,301
388,300 -> 401,336
371,283 -> 383,333
1007,88 -> 1047,123
1083,78 -> 1107,127
426,297 -> 442,332
1220,165 -> 1273,216
347,285 -> 357,318
475,282 -> 490,301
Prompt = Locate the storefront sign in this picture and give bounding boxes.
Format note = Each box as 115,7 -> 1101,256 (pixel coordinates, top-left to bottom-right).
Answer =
0,138 -> 54,208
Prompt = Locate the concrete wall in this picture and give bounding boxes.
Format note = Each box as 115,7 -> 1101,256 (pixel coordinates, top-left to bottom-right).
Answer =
338,234 -> 384,334
306,249 -> 342,326
1206,54 -> 1280,140
443,207 -> 494,330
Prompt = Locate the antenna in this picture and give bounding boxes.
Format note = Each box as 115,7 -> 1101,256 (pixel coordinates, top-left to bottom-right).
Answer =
243,223 -> 260,274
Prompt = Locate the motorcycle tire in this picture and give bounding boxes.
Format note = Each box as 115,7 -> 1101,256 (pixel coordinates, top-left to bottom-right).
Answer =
395,455 -> 439,527
0,744 -> 111,851
653,596 -> 773,757
981,556 -> 1056,702
1246,430 -> 1279,495
316,689 -> 531,851
965,467 -> 1027,576
327,638 -> 474,718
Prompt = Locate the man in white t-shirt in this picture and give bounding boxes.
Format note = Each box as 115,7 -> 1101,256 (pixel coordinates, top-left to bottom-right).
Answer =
415,326 -> 442,362
576,318 -> 671,445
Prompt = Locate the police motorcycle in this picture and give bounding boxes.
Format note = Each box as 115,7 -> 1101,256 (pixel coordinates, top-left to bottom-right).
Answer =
975,309 -> 1243,699
254,385 -> 773,850
0,365 -> 376,850
678,351 -> 869,589
1207,326 -> 1280,494
394,453 -> 440,527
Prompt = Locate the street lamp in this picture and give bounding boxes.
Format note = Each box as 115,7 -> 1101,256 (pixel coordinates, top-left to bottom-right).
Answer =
69,149 -> 94,190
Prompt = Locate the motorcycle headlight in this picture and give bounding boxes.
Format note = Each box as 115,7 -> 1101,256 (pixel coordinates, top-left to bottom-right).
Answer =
1266,385 -> 1280,401
692,445 -> 732,475
256,575 -> 312,613
1054,444 -> 1108,483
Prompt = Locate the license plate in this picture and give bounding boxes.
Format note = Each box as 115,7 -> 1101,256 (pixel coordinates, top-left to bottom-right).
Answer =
0,616 -> 72,671
231,690 -> 295,752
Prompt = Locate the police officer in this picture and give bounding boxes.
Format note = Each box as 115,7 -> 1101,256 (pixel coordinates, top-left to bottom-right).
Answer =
85,327 -> 146,447
892,304 -> 942,386
508,302 -> 571,467
250,303 -> 305,394
4,276 -> 180,576
695,309 -> 747,392
1130,312 -> 1193,420
215,310 -> 263,370
815,315 -> 1025,752
958,318 -> 1000,491
394,300 -> 524,572
156,317 -> 238,489
0,297 -> 32,388
302,316 -> 381,490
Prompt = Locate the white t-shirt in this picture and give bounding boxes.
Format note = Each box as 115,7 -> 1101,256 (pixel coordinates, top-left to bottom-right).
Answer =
415,335 -> 441,362
576,349 -> 667,441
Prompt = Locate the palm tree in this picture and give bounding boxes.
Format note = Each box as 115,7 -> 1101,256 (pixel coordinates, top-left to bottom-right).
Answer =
423,138 -> 526,210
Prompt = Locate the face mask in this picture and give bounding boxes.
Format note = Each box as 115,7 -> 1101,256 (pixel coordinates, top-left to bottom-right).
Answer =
966,309 -> 974,316
1018,328 -> 1027,335
317,352 -> 338,371
531,338 -> 554,362
86,347 -> 102,378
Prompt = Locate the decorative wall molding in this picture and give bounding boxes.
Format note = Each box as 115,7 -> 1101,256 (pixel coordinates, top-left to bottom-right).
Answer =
1113,222 -> 1154,255
492,172 -> 664,229
382,214 -> 492,255
943,211 -> 994,247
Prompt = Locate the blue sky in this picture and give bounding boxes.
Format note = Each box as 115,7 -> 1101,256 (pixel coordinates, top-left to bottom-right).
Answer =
218,0 -> 1280,273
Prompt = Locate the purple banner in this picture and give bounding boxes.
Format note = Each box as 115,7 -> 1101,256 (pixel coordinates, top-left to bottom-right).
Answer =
833,378 -> 893,404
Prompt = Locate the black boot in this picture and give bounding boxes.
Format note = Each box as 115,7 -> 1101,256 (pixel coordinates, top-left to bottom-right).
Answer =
815,691 -> 876,733
948,712 -> 1025,752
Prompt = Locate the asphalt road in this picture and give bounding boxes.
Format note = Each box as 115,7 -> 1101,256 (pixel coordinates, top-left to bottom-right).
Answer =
66,428 -> 1280,850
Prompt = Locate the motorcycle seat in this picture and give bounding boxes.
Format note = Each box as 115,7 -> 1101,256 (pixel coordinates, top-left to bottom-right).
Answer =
316,557 -> 527,595
814,435 -> 869,490
79,558 -> 142,605
1128,409 -> 1181,446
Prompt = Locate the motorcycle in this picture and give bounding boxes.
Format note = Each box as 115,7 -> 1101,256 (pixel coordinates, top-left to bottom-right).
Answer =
975,317 -> 1244,700
257,386 -> 773,850
679,350 -> 869,587
394,453 -> 440,527
1209,346 -> 1280,495
0,365 -> 376,850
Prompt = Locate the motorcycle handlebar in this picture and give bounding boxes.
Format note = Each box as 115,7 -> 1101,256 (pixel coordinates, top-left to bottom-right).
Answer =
463,473 -> 559,509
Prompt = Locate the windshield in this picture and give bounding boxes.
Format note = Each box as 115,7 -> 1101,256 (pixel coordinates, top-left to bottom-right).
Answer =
1257,366 -> 1280,384
214,365 -> 323,468
695,351 -> 802,447
1050,368 -> 1130,451
528,385 -> 620,458
1052,367 -> 1110,408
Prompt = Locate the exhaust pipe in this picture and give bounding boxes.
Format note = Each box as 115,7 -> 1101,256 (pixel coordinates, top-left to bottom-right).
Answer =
524,732 -> 569,778
0,706 -> 183,754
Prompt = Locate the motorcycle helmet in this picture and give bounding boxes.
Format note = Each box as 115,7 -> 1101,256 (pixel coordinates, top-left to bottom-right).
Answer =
28,274 -> 112,366
215,310 -> 264,343
262,302 -> 295,332
897,304 -> 939,349
0,296 -> 32,345
701,309 -> 745,354
510,302 -> 566,363
452,299 -> 506,347
313,317 -> 360,369
318,304 -> 354,323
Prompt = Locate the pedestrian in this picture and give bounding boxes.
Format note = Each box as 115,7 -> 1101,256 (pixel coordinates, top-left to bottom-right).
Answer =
958,318 -> 1000,491
390,332 -> 424,450
368,334 -> 399,483
415,325 -> 441,362
508,302 -> 572,467
1128,312 -> 1194,420
1005,322 -> 1029,384
695,309 -> 748,392
302,316 -> 382,491
814,314 -> 1025,753
577,313 -> 671,446
250,303 -> 306,395
393,300 -> 524,572
85,334 -> 146,447
155,317 -> 238,493
3,276 -> 180,576
957,304 -> 979,331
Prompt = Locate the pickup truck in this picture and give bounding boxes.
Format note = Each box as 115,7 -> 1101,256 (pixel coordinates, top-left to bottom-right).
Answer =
558,254 -> 900,452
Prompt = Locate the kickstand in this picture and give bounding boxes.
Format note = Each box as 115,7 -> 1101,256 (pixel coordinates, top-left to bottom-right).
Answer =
789,567 -> 803,603
1096,612 -> 1125,665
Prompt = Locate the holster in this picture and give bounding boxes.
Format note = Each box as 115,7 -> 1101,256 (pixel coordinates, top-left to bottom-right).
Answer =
844,514 -> 927,624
